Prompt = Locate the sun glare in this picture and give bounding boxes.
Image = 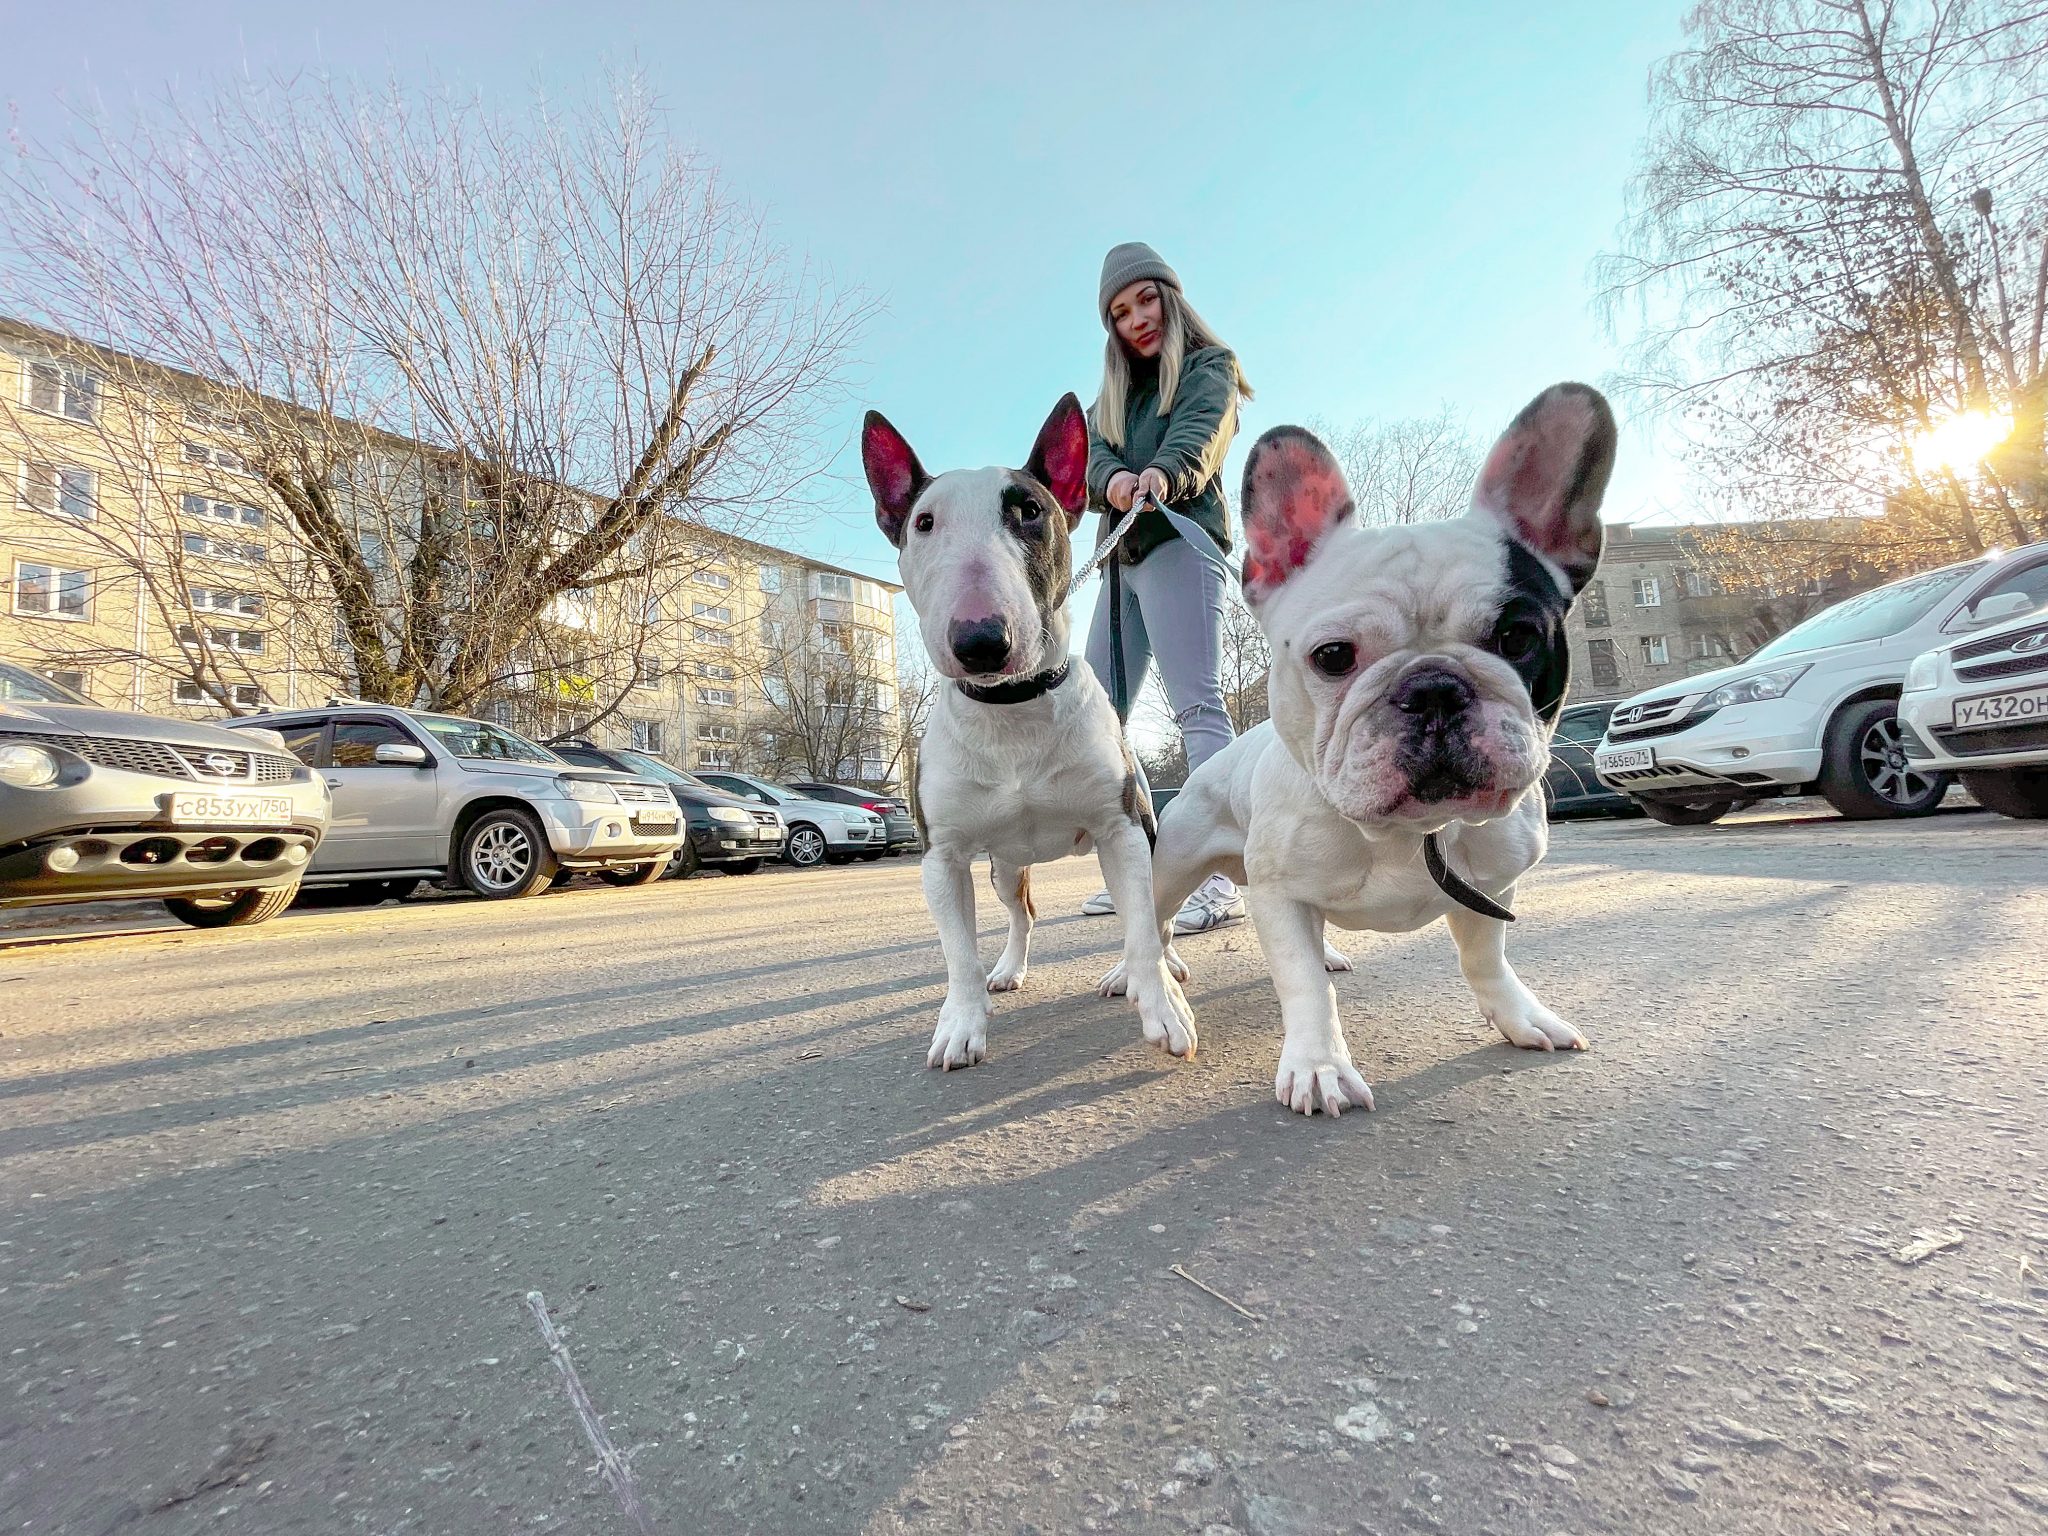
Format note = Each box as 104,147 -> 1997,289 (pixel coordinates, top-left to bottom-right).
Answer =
1912,409 -> 2014,475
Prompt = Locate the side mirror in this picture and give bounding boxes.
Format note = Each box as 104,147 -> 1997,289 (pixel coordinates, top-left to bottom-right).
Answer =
375,742 -> 431,767
1967,590 -> 2035,627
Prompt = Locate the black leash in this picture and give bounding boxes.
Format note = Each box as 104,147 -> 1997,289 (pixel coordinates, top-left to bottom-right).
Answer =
1424,832 -> 1515,922
1106,549 -> 1128,719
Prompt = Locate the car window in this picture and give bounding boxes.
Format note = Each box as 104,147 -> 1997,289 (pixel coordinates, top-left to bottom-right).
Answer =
1555,710 -> 1608,744
706,775 -> 774,804
332,719 -> 418,767
0,661 -> 92,704
276,722 -> 325,766
1751,562 -> 1982,659
412,713 -> 559,763
1954,556 -> 2048,627
553,747 -> 612,770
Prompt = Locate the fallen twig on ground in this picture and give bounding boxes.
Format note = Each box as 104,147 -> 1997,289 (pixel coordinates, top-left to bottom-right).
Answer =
1893,1230 -> 1965,1266
1170,1263 -> 1263,1322
525,1290 -> 657,1536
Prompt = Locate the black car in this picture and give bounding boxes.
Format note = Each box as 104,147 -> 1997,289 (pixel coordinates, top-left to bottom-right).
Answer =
1543,702 -> 1642,819
553,742 -> 784,874
783,780 -> 919,854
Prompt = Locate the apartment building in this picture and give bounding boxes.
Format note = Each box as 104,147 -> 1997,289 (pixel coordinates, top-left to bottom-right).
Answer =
2,318 -> 909,786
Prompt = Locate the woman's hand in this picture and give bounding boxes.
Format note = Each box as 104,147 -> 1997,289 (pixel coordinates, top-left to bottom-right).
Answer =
1137,466 -> 1172,507
1105,469 -> 1141,512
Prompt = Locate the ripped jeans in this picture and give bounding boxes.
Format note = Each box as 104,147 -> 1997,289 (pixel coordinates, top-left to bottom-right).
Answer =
1083,533 -> 1237,773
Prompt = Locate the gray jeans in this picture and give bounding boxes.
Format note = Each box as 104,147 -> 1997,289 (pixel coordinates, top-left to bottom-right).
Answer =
1084,534 -> 1237,773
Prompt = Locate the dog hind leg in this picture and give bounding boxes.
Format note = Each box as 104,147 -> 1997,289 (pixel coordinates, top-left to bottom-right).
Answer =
986,859 -> 1034,992
1096,820 -> 1197,1058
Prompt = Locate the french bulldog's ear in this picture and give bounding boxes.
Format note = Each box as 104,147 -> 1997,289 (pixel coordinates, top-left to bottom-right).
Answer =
1239,425 -> 1355,605
1025,392 -> 1089,528
1472,383 -> 1615,595
862,410 -> 930,547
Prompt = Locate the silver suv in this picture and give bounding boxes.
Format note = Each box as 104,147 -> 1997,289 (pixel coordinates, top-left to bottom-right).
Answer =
226,702 -> 685,900
1,662 -> 330,927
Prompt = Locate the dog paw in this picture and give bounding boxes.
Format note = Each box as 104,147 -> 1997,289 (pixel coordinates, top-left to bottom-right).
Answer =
1274,1038 -> 1375,1117
1097,958 -> 1127,998
926,1002 -> 991,1070
986,953 -> 1027,993
1164,942 -> 1190,983
1322,941 -> 1353,973
1484,994 -> 1587,1053
1131,963 -> 1197,1059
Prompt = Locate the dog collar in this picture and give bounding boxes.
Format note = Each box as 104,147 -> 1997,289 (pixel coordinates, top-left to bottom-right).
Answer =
1424,832 -> 1515,923
956,662 -> 1071,706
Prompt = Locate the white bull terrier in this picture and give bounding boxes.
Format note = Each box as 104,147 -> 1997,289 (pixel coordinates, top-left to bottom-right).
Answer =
861,394 -> 1197,1070
1105,382 -> 1617,1116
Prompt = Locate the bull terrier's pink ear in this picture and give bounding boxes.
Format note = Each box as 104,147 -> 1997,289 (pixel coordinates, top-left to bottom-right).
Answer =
862,410 -> 930,547
1472,383 -> 1615,594
1025,392 -> 1089,525
1239,426 -> 1355,605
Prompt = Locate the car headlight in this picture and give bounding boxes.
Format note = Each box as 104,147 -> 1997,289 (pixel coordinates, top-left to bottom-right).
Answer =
0,741 -> 62,788
556,776 -> 621,804
1902,653 -> 1943,693
708,806 -> 750,823
1702,664 -> 1811,710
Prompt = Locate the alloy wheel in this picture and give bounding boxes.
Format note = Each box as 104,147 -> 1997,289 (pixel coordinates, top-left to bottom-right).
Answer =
471,821 -> 536,890
1859,717 -> 1938,806
789,827 -> 826,866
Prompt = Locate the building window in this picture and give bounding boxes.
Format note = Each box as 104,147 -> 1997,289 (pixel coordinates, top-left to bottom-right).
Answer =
760,619 -> 786,648
188,585 -> 265,618
758,565 -> 783,594
27,361 -> 99,422
698,723 -> 738,743
182,532 -> 267,564
1582,580 -> 1609,628
180,442 -> 253,477
628,719 -> 665,754
181,492 -> 267,529
173,679 -> 263,709
760,677 -> 791,708
633,658 -> 663,688
1680,568 -> 1711,599
1586,638 -> 1619,689
1690,632 -> 1729,660
693,625 -> 732,646
696,686 -> 736,707
699,663 -> 736,682
176,623 -> 266,655
1640,635 -> 1669,666
691,601 -> 732,624
693,569 -> 733,590
19,461 -> 97,519
1632,576 -> 1661,608
695,747 -> 737,770
814,572 -> 855,601
12,561 -> 90,620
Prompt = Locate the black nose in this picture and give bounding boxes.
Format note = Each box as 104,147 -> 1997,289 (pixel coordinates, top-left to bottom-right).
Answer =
950,616 -> 1012,674
1391,666 -> 1475,724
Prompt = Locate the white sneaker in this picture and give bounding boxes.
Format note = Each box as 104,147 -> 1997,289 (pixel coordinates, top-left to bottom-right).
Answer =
1081,889 -> 1117,916
1173,874 -> 1246,935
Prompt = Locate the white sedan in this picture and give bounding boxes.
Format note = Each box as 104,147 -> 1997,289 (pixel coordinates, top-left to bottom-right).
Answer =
1899,605 -> 2048,819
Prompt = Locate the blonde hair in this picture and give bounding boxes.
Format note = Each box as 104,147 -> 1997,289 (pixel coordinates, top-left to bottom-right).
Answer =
1093,284 -> 1253,451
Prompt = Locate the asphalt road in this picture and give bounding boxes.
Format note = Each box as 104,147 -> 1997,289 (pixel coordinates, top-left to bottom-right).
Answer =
4,806 -> 2046,1536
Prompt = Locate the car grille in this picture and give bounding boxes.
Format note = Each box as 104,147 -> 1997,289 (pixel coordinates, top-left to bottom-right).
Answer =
1952,620 -> 2048,683
748,810 -> 779,830
613,783 -> 672,805
0,731 -> 297,784
1953,619 -> 2048,663
1931,720 -> 2048,757
1606,700 -> 1715,743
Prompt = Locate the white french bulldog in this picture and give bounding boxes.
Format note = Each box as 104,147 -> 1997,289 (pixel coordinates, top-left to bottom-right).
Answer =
862,395 -> 1198,1071
1105,382 -> 1617,1116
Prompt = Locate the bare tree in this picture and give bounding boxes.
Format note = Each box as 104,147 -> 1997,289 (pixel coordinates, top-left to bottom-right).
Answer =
744,616 -> 901,784
1312,406 -> 1484,526
1127,587 -> 1270,789
2,71 -> 867,718
1602,0 -> 2048,567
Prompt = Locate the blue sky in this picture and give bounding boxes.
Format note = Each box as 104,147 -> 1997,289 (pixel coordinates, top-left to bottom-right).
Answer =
7,0 -> 1694,594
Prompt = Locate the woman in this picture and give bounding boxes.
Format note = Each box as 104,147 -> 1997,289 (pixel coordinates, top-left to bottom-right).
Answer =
1081,242 -> 1253,933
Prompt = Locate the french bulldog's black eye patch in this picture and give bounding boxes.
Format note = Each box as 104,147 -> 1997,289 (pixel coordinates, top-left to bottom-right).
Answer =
1491,541 -> 1572,722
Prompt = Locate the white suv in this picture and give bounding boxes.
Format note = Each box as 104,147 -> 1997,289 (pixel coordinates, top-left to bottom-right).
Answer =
1593,543 -> 2048,825
1898,604 -> 2048,819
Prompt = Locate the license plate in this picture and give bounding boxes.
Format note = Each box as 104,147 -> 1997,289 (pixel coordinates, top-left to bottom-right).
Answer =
1595,746 -> 1655,773
167,792 -> 293,825
632,811 -> 679,829
1953,683 -> 2048,730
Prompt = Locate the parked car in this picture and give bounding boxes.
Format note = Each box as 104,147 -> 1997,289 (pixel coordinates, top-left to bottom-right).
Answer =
1542,701 -> 1639,818
552,741 -> 786,873
693,771 -> 887,868
1,662 -> 329,927
222,701 -> 684,900
1898,603 -> 2048,819
784,780 -> 920,854
1593,542 -> 2048,825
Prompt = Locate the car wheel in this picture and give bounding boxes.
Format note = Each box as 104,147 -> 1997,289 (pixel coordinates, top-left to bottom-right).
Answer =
165,882 -> 300,928
1961,766 -> 2048,819
669,842 -> 702,879
1636,795 -> 1737,826
725,859 -> 762,875
785,823 -> 827,868
459,808 -> 560,898
1818,699 -> 1952,819
596,860 -> 666,887
548,869 -> 577,890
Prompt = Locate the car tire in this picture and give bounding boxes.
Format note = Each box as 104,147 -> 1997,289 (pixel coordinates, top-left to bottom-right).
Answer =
459,808 -> 560,899
164,882 -> 300,929
1636,795 -> 1737,827
1818,699 -> 1952,819
596,860 -> 666,887
785,823 -> 828,868
1962,766 -> 2048,819
669,842 -> 702,879
726,859 -> 762,875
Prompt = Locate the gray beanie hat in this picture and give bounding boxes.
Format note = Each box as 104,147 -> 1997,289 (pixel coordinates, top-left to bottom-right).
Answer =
1099,242 -> 1181,328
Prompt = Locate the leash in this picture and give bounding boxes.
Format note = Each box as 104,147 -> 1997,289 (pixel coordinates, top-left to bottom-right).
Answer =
1070,492 -> 1152,721
1424,832 -> 1515,922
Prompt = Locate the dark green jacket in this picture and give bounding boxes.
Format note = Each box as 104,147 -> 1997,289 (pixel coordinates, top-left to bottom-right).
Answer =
1086,345 -> 1240,565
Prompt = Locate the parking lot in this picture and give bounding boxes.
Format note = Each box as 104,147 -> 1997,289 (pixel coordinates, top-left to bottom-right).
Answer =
4,807 -> 2047,1535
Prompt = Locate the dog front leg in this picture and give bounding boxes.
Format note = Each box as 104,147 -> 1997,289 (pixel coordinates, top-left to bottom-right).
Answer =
986,859 -> 1034,993
1444,896 -> 1586,1052
1252,890 -> 1374,1116
922,848 -> 992,1069
1096,822 -> 1197,1059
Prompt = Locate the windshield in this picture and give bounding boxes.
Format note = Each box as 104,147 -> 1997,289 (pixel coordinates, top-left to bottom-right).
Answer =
1751,562 -> 1982,660
611,749 -> 706,789
412,713 -> 561,764
0,662 -> 92,705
